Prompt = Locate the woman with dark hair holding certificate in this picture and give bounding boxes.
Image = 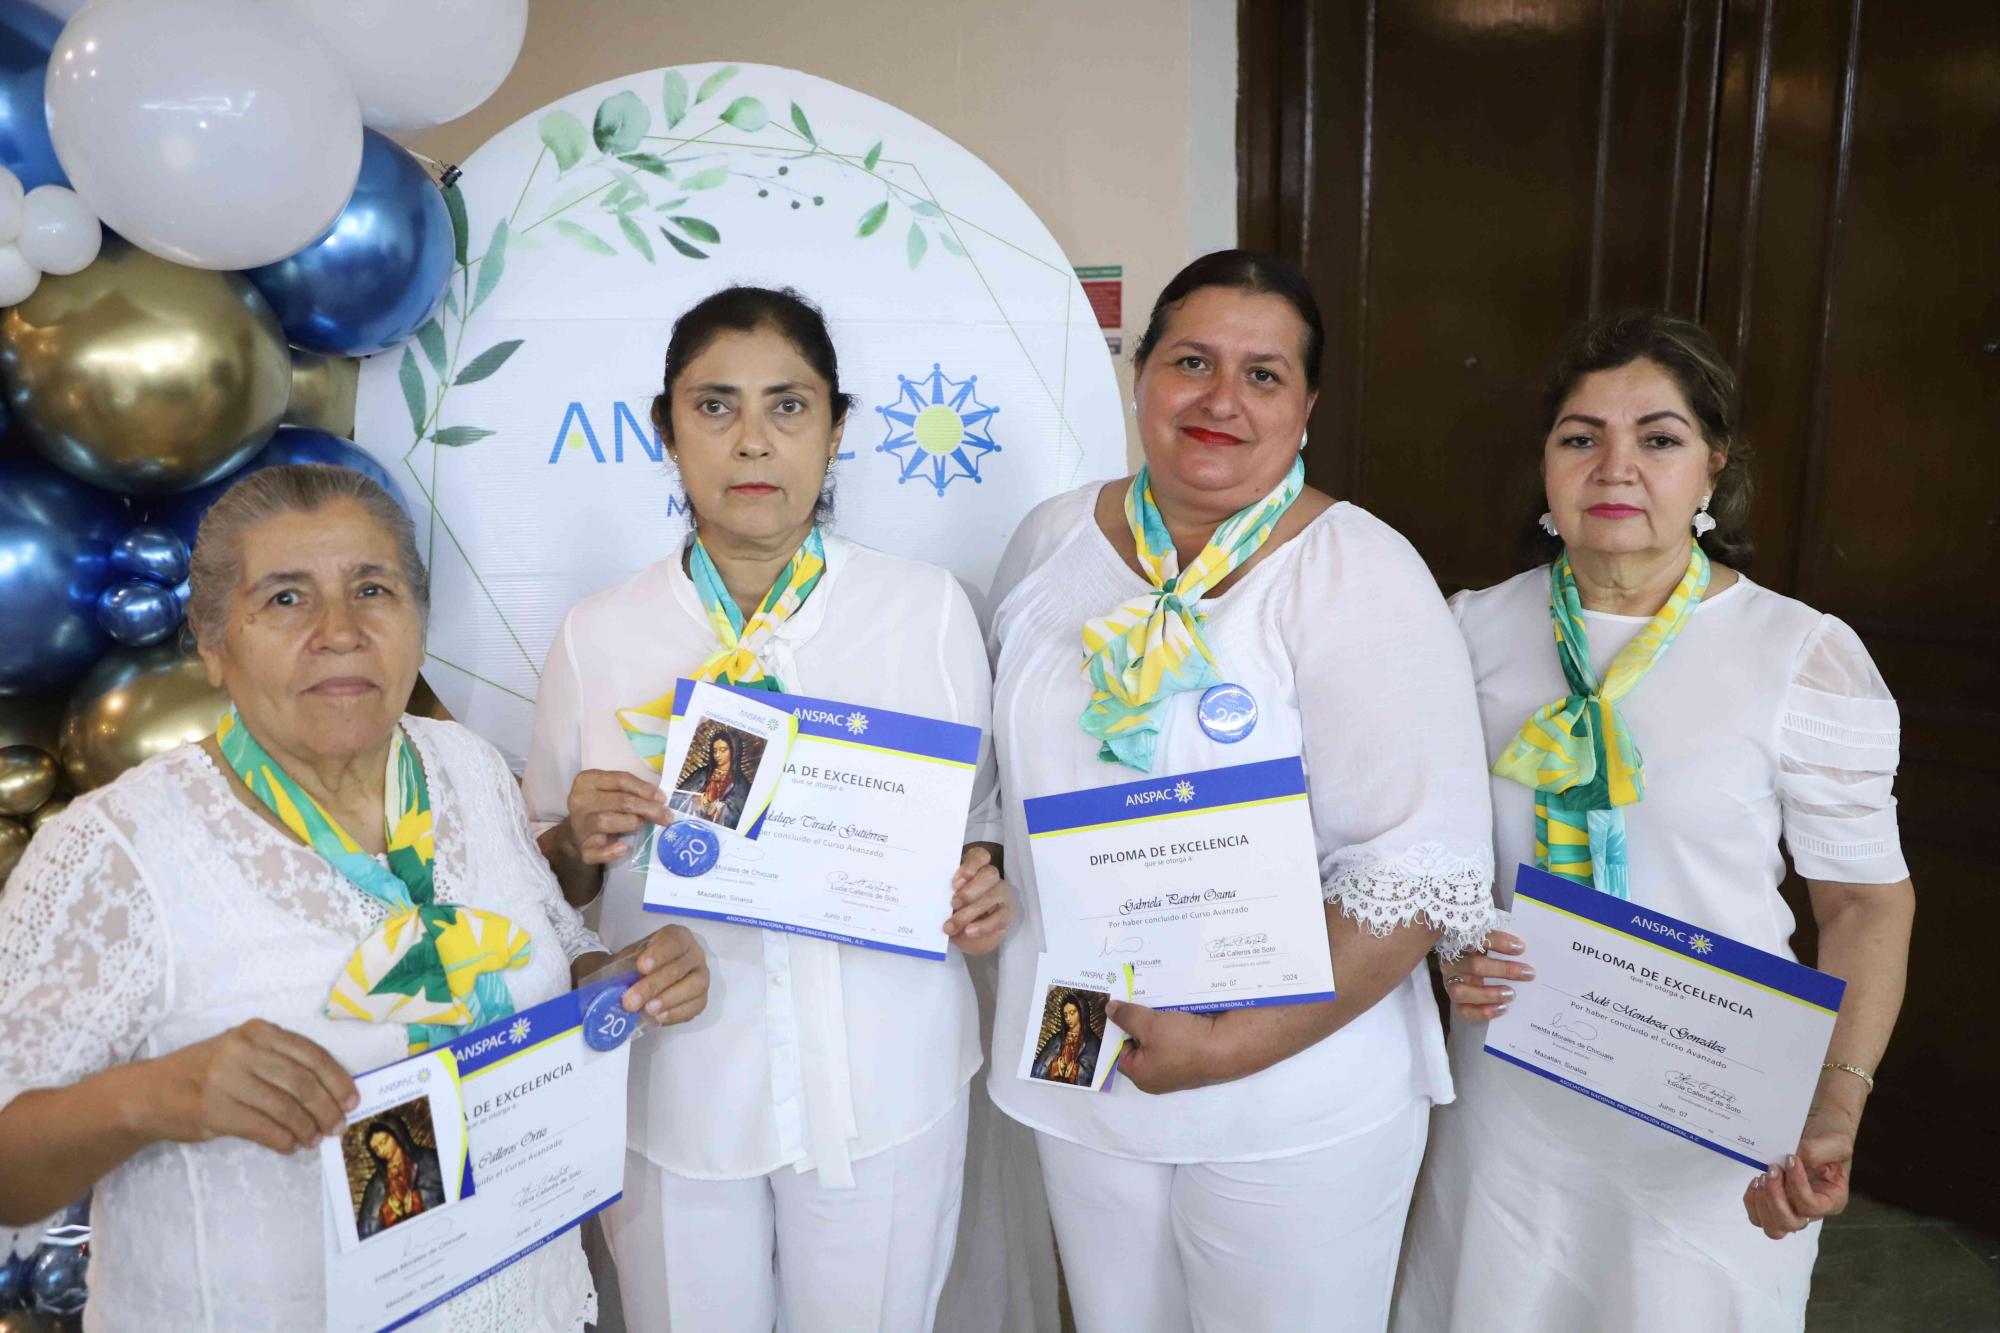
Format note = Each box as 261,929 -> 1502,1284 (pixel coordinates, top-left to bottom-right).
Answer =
525,286 -> 1015,1332
985,251 -> 1496,1331
1396,312 -> 1915,1332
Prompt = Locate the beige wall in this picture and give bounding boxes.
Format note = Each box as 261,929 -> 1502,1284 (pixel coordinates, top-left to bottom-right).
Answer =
404,0 -> 1236,462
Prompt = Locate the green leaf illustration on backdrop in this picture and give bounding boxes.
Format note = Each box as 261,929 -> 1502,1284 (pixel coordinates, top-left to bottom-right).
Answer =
593,90 -> 650,154
403,65 -> 976,464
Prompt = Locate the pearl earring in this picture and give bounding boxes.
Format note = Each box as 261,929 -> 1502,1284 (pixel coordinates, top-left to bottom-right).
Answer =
1128,398 -> 1138,416
1539,512 -> 1560,537
1693,494 -> 1716,536
1298,430 -> 1310,452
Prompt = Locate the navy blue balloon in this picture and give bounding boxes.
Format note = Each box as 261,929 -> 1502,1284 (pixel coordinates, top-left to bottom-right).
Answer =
95,580 -> 180,647
108,525 -> 190,588
246,131 -> 451,357
0,4 -> 63,191
26,1243 -> 85,1318
0,1248 -> 28,1311
142,428 -> 410,552
0,455 -> 124,696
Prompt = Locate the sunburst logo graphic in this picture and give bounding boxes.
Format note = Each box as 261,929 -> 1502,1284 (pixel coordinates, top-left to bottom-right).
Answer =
1690,934 -> 1714,955
1173,781 -> 1195,803
509,1017 -> 532,1045
875,364 -> 1001,496
846,712 -> 869,735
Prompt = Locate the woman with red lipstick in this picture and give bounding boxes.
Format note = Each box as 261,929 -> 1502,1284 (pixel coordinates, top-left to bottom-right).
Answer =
1396,312 -> 1914,1332
0,464 -> 710,1330
985,251 -> 1495,1331
523,286 -> 1014,1332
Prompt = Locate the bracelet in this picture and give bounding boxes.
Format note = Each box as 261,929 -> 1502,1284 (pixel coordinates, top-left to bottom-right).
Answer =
1821,1060 -> 1876,1091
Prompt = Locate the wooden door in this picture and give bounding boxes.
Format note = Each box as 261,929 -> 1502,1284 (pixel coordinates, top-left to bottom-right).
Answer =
1240,0 -> 2000,1229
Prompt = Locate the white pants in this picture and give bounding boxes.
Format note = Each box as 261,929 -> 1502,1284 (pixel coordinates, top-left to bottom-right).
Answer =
1037,1099 -> 1429,1333
604,1093 -> 969,1333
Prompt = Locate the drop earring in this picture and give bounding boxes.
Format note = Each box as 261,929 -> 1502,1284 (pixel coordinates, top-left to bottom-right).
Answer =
1298,430 -> 1310,453
1692,494 -> 1716,536
1539,511 -> 1560,537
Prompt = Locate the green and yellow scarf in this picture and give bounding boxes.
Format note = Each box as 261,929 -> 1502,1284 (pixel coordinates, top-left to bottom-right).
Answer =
215,710 -> 530,1052
617,527 -> 825,769
1492,547 -> 1710,898
1079,458 -> 1303,771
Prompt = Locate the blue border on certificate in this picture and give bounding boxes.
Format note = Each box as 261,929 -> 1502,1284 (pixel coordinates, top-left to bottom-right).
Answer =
670,678 -> 981,765
1024,757 -> 1307,836
1163,988 -> 1337,1015
1512,865 -> 1846,1011
649,900 -> 950,961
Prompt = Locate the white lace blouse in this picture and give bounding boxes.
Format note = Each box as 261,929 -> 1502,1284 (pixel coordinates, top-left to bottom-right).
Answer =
522,535 -> 1003,1187
985,485 -> 1497,1162
0,717 -> 600,1333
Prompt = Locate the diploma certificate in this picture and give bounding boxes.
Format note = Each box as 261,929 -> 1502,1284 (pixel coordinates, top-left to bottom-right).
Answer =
1485,865 -> 1846,1169
1025,757 -> 1335,1011
643,679 -> 983,959
323,989 -> 630,1333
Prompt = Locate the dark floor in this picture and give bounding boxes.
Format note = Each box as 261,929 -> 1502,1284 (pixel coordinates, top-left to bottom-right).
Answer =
1809,1195 -> 2000,1332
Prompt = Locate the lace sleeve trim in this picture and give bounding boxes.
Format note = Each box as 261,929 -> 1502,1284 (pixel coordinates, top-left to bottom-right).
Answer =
1323,841 -> 1496,961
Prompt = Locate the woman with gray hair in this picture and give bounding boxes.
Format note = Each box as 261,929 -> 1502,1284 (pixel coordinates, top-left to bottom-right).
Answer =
0,463 -> 710,1330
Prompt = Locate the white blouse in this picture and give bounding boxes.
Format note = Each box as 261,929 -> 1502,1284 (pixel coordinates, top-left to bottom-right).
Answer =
985,484 -> 1497,1162
522,535 -> 1003,1187
0,717 -> 600,1333
1454,566 -> 1909,931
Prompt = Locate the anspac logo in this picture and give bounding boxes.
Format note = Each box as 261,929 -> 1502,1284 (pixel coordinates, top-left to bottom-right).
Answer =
1632,915 -> 1715,955
876,365 -> 1001,496
1124,781 -> 1195,808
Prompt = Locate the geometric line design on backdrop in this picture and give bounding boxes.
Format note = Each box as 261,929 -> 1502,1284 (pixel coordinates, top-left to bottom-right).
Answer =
875,363 -> 1001,496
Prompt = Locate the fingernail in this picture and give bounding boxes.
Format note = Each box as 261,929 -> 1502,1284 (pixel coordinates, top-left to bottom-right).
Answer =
1497,987 -> 1515,1001
1768,1166 -> 1781,1180
344,1094 -> 360,1111
1518,966 -> 1536,981
1786,1155 -> 1798,1170
1492,1004 -> 1509,1016
647,1000 -> 665,1016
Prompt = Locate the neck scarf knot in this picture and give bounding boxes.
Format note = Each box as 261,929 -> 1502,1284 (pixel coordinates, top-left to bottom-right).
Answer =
617,527 -> 825,770
1079,458 -> 1303,772
1491,547 -> 1710,898
215,711 -> 531,1053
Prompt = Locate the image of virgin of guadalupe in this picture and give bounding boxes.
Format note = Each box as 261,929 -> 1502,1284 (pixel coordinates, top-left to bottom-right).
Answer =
671,730 -> 754,828
356,1115 -> 446,1239
1030,990 -> 1105,1086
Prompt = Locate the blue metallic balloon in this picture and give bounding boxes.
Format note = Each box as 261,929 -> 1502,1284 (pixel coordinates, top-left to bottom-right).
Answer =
0,455 -> 123,696
95,580 -> 181,647
0,1248 -> 29,1311
245,130 -> 451,357
0,4 -> 63,192
26,1241 -> 85,1318
107,525 -> 190,588
141,427 -> 411,551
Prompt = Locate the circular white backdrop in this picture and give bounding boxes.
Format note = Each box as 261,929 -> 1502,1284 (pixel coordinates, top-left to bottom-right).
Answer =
355,63 -> 1124,763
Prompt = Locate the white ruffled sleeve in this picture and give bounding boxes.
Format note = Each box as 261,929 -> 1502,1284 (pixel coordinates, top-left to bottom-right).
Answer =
1779,615 -> 1909,884
1280,513 -> 1497,958
0,806 -> 170,1256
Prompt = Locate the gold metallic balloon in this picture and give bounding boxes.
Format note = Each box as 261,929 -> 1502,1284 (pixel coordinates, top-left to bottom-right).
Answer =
0,743 -> 58,815
0,235 -> 291,495
60,637 -> 231,791
0,816 -> 27,884
0,690 -> 65,754
28,794 -> 69,830
285,348 -> 360,437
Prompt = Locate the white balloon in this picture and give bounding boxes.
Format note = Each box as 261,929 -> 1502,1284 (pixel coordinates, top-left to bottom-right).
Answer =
285,0 -> 526,132
45,0 -> 363,270
0,244 -> 40,305
17,184 -> 100,275
0,168 -> 23,246
286,0 -> 527,132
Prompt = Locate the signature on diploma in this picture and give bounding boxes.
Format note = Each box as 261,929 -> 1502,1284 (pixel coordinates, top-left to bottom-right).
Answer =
1665,1070 -> 1739,1106
1098,935 -> 1144,958
1547,1010 -> 1600,1042
1204,932 -> 1270,959
826,871 -> 897,903
510,1163 -> 584,1212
